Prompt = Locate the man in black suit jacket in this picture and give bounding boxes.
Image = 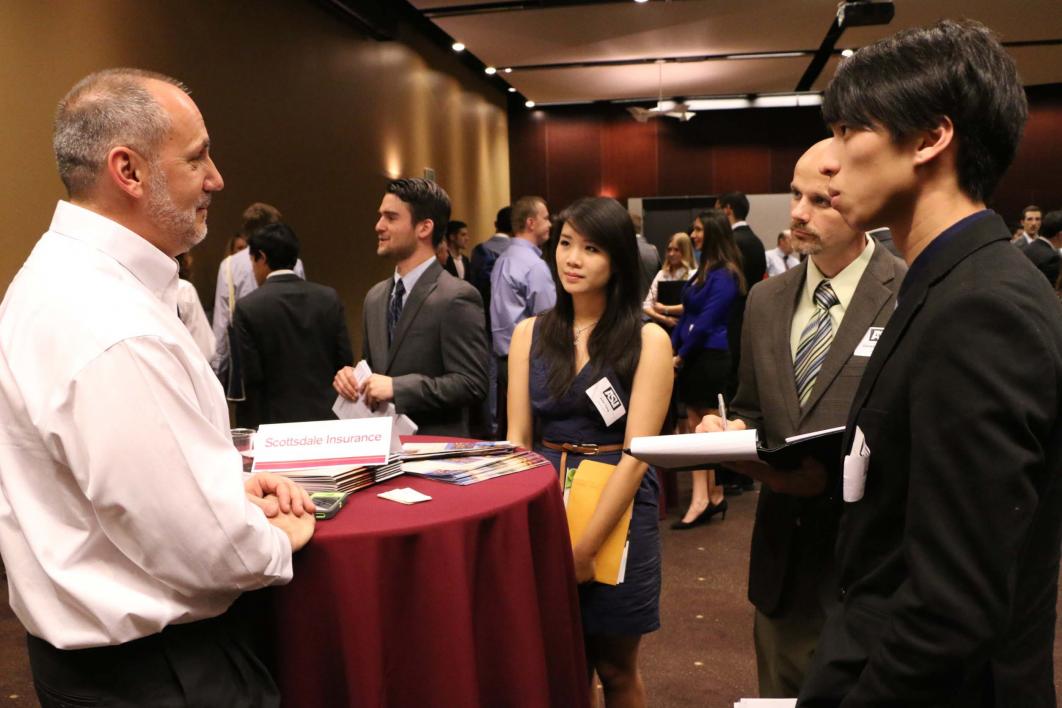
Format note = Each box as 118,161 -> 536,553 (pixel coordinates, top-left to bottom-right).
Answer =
333,179 -> 487,437
700,140 -> 905,697
1020,209 -> 1062,287
717,192 -> 767,389
717,191 -> 769,491
798,20 -> 1062,707
717,192 -> 768,289
234,223 -> 353,429
443,219 -> 473,283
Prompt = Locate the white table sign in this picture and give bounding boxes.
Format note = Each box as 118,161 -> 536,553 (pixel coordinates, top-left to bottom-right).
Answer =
252,418 -> 393,473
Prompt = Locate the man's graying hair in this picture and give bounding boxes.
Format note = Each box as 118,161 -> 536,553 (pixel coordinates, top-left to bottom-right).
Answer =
53,68 -> 188,197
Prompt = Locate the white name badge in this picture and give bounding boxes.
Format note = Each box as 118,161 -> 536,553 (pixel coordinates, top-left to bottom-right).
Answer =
253,417 -> 393,473
586,377 -> 627,427
854,327 -> 885,357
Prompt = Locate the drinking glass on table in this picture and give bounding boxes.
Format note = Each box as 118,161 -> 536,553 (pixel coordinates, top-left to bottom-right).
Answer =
230,428 -> 256,473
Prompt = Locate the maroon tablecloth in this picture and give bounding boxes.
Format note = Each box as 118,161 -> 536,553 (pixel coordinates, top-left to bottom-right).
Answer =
270,437 -> 590,707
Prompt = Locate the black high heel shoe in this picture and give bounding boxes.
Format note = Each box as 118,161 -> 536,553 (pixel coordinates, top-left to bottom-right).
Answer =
703,498 -> 728,522
670,505 -> 711,530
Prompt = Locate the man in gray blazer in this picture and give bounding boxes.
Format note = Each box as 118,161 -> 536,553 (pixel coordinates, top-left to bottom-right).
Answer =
333,179 -> 487,436
699,139 -> 906,697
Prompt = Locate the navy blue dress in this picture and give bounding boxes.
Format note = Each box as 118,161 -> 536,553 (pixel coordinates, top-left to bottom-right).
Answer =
530,320 -> 662,636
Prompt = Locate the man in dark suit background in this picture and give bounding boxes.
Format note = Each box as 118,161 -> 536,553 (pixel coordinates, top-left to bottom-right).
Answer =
716,191 -> 768,491
631,212 -> 662,301
333,178 -> 487,436
234,222 -> 353,429
443,219 -> 473,283
798,20 -> 1062,707
699,139 -> 905,697
717,191 -> 768,289
1013,204 -> 1042,247
1020,208 -> 1061,286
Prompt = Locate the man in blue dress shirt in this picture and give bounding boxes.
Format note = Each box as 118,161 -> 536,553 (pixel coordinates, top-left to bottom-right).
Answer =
490,196 -> 556,436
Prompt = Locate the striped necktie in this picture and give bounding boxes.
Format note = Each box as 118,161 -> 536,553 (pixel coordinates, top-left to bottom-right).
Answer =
794,280 -> 839,406
387,279 -> 405,346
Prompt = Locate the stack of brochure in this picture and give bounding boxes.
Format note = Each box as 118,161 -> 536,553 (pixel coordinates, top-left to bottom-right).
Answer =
402,450 -> 546,485
400,440 -> 515,460
282,457 -> 404,494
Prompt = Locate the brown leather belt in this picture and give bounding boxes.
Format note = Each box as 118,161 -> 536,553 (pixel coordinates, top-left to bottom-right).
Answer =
541,440 -> 624,479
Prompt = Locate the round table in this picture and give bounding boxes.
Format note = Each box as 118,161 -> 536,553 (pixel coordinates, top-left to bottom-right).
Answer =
269,438 -> 590,707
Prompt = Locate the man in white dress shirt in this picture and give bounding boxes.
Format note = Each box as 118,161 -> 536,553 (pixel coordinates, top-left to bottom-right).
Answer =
765,229 -> 801,276
0,68 -> 314,706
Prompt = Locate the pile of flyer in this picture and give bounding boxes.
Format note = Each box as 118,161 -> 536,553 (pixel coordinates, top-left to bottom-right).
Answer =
400,440 -> 514,460
401,445 -> 546,485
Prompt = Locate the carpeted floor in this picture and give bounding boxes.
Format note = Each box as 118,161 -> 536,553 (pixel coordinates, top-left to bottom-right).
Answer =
1,479 -> 1060,707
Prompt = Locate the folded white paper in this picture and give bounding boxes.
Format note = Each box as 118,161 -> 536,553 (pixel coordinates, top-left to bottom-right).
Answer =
332,360 -> 419,454
629,429 -> 760,468
378,487 -> 432,505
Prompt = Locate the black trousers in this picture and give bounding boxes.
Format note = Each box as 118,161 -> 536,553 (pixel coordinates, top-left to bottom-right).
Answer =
495,355 -> 509,439
27,603 -> 278,708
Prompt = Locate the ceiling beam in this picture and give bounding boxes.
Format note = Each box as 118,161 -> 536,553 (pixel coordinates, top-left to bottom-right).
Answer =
424,0 -> 672,19
794,15 -> 845,92
499,50 -> 816,72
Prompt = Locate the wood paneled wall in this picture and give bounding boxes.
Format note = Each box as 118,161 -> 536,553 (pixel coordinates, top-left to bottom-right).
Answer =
510,84 -> 1062,227
0,1 -> 510,354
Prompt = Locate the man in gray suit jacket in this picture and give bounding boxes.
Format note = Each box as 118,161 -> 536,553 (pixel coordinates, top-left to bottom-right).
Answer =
699,140 -> 906,697
333,179 -> 487,436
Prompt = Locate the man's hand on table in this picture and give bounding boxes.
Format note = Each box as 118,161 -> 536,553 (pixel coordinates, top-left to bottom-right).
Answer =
245,472 -> 315,518
259,497 -> 316,552
695,414 -> 827,497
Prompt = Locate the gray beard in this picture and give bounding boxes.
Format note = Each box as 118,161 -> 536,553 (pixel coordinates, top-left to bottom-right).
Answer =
147,169 -> 206,254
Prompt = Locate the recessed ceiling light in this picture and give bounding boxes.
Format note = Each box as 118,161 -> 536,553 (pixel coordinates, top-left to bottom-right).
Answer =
485,66 -> 497,75
508,87 -> 517,93
634,0 -> 649,3
525,100 -> 536,108
504,68 -> 513,74
841,48 -> 855,57
452,42 -> 465,52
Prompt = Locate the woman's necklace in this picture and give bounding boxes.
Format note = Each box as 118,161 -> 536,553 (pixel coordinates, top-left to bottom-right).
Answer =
573,320 -> 598,344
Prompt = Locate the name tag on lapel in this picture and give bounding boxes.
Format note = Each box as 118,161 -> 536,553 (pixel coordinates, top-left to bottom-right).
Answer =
586,377 -> 626,427
853,327 -> 884,357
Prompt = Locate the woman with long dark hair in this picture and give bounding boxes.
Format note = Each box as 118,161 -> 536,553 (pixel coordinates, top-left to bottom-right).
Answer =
507,198 -> 672,706
670,209 -> 745,529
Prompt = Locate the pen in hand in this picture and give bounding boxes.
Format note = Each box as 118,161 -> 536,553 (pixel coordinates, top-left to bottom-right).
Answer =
717,393 -> 729,431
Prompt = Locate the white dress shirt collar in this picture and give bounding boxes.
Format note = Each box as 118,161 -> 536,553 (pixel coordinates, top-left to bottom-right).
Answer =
393,253 -> 437,295
803,236 -> 875,313
50,200 -> 179,307
732,220 -> 749,229
266,269 -> 297,279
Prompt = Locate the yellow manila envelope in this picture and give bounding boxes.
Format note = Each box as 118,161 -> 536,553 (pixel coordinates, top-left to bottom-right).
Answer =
565,460 -> 632,585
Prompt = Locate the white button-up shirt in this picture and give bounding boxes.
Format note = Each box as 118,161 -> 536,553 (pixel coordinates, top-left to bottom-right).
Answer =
0,201 -> 292,649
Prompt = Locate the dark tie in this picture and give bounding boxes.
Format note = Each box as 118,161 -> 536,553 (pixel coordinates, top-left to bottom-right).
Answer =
793,280 -> 839,406
387,279 -> 405,346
